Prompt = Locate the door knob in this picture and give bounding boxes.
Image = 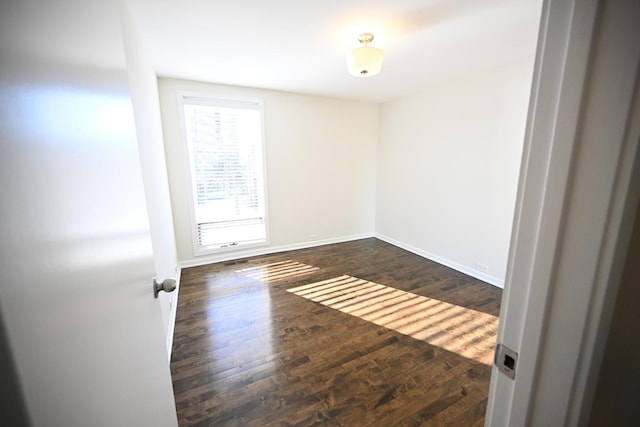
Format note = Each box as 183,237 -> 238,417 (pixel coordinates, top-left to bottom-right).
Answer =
153,278 -> 177,298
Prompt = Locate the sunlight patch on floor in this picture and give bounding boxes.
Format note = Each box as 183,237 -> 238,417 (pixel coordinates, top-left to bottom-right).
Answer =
236,260 -> 319,282
288,275 -> 499,365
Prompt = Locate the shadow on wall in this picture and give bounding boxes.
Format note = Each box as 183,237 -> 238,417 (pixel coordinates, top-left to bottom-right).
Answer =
589,203 -> 640,426
0,304 -> 31,427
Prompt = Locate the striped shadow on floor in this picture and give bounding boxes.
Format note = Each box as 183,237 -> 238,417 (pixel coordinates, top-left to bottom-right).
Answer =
235,260 -> 320,282
287,275 -> 499,365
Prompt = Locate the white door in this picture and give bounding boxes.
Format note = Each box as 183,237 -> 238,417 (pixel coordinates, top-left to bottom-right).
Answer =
0,1 -> 178,426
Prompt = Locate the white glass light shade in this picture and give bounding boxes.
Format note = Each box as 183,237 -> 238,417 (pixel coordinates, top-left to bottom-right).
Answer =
346,46 -> 384,77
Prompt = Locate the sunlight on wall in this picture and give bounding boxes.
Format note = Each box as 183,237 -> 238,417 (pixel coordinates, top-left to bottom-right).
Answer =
15,86 -> 136,146
288,275 -> 498,365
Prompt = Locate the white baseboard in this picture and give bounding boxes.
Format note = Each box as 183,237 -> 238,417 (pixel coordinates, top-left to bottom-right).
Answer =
375,233 -> 505,289
178,232 -> 375,269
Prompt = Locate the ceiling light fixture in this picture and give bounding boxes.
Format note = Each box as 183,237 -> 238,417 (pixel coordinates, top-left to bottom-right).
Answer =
346,33 -> 384,77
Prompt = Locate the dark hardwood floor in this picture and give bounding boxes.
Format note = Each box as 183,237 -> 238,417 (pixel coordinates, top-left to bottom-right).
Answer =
170,238 -> 502,426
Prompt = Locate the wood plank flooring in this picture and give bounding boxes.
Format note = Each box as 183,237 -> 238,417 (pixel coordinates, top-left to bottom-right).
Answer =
171,238 -> 502,426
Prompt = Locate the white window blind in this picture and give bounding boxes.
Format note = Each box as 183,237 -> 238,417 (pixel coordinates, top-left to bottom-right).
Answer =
182,96 -> 267,253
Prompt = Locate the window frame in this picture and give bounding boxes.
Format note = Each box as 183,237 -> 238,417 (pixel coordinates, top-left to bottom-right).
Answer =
177,91 -> 270,256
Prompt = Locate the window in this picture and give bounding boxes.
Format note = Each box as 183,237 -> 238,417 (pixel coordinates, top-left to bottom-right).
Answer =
181,95 -> 268,254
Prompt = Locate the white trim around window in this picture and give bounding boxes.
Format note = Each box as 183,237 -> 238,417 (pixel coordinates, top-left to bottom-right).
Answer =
177,92 -> 269,256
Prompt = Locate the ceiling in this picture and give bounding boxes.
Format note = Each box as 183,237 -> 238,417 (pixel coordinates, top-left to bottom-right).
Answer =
127,0 -> 543,103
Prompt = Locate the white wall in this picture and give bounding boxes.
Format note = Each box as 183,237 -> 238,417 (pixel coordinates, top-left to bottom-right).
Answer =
158,78 -> 379,266
376,58 -> 535,286
119,2 -> 179,354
